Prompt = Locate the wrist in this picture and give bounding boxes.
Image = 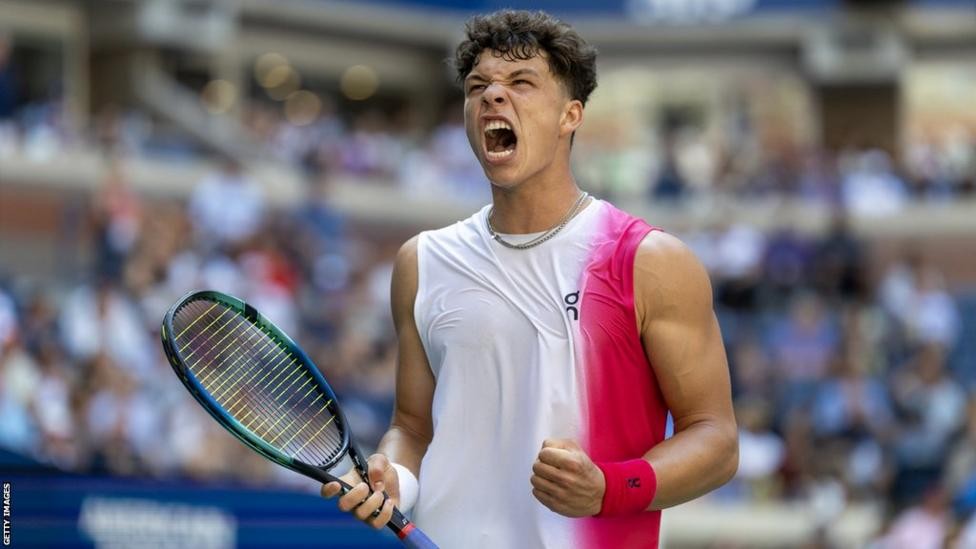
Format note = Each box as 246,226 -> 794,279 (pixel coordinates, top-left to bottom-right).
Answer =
391,462 -> 419,513
594,459 -> 657,517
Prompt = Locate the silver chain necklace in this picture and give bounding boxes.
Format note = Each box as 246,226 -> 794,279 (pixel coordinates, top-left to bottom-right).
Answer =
486,191 -> 589,250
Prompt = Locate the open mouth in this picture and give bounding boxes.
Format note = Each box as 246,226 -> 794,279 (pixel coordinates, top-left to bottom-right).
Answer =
484,120 -> 517,161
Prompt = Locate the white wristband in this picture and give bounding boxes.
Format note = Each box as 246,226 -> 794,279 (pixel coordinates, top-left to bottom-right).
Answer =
391,462 -> 419,513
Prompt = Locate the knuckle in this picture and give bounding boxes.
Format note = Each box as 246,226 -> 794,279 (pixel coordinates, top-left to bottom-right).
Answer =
354,502 -> 378,521
338,488 -> 365,511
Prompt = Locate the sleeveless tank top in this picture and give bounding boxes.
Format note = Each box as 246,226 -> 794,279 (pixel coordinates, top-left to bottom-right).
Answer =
412,198 -> 667,548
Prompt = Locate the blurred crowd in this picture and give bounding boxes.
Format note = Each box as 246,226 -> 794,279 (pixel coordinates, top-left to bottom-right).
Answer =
0,154 -> 401,488
575,125 -> 976,214
698,213 -> 976,546
2,34 -> 976,547
4,91 -> 975,213
2,27 -> 975,211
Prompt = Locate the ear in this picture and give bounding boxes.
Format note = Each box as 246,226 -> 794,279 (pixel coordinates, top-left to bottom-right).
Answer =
559,99 -> 584,138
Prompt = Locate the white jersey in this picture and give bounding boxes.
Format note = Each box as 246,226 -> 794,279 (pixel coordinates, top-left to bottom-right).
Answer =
412,199 -> 586,548
413,200 -> 667,549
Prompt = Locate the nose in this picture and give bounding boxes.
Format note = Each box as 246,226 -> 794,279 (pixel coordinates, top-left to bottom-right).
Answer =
482,82 -> 507,106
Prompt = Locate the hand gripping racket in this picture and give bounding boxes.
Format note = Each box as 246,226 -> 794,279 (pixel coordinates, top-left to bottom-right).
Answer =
161,290 -> 437,548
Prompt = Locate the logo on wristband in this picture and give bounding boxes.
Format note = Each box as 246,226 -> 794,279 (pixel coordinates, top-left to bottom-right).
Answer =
596,459 -> 656,517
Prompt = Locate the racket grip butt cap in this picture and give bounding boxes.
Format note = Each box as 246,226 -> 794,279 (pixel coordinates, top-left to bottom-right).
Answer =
398,523 -> 438,549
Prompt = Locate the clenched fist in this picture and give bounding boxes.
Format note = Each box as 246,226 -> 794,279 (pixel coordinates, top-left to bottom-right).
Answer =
530,438 -> 605,517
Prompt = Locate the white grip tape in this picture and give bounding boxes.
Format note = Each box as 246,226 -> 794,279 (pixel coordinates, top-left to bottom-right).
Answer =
391,462 -> 419,513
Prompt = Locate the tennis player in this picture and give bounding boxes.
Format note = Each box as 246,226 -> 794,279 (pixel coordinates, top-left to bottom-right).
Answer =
322,10 -> 738,548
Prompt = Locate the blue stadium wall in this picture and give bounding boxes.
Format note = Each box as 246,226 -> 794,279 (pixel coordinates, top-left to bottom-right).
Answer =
0,450 -> 399,548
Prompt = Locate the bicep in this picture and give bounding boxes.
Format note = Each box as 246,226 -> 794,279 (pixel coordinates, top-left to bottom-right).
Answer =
390,236 -> 435,441
636,234 -> 734,433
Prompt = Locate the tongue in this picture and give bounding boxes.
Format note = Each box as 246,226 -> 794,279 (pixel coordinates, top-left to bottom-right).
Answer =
492,130 -> 516,152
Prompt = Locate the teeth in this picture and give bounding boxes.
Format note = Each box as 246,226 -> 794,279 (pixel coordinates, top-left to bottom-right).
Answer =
484,120 -> 512,133
486,149 -> 514,160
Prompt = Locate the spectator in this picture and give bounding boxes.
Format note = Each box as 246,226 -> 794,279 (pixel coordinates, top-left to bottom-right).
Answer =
91,157 -> 143,282
762,225 -> 813,302
945,399 -> 976,518
0,287 -> 17,348
841,149 -> 909,216
651,135 -> 688,200
881,252 -> 961,348
891,345 -> 968,503
769,293 -> 840,412
188,156 -> 266,248
812,211 -> 867,300
874,487 -> 952,549
0,336 -> 39,454
811,346 -> 894,497
31,342 -> 76,468
953,511 -> 976,549
0,34 -> 16,122
59,279 -> 155,379
811,348 -> 893,440
734,398 -> 786,499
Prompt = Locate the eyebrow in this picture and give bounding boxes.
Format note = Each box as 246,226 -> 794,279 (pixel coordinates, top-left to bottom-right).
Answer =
465,68 -> 541,83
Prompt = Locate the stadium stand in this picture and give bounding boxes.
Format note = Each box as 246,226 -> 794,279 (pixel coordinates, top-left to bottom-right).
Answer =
1,0 -> 974,546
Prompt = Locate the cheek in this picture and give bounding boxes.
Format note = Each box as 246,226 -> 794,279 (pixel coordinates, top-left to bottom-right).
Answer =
528,113 -> 563,147
463,107 -> 479,142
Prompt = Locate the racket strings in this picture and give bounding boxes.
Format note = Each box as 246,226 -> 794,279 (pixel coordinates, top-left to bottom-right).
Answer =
176,302 -> 289,433
189,306 -> 344,464
172,299 -> 345,466
180,304 -> 343,465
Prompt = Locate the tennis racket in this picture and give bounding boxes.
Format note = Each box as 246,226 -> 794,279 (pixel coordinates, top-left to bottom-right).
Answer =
160,290 -> 437,548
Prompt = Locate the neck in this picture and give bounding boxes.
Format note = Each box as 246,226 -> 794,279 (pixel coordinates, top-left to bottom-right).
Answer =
488,168 -> 584,234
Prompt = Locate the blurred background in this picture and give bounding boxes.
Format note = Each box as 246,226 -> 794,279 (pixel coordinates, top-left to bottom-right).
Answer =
0,0 -> 974,547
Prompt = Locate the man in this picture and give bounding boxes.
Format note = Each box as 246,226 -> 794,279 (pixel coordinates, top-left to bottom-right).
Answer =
322,10 -> 738,548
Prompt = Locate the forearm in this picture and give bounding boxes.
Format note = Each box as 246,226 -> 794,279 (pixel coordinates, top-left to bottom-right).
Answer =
643,419 -> 738,510
377,421 -> 431,476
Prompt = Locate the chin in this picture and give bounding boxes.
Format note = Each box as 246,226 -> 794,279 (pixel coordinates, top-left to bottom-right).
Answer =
484,167 -> 526,190
488,179 -> 521,192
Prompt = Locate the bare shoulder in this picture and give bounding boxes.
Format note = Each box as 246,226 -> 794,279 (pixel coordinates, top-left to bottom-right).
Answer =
391,235 -> 421,323
393,235 -> 422,281
634,230 -> 713,323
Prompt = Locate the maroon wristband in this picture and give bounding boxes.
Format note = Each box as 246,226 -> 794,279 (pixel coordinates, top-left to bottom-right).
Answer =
595,459 -> 657,517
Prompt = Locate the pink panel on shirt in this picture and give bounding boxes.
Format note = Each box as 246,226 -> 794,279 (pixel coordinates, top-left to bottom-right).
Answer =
576,204 -> 667,549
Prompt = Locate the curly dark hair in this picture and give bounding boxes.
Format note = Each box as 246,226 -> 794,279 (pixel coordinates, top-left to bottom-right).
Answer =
453,10 -> 598,105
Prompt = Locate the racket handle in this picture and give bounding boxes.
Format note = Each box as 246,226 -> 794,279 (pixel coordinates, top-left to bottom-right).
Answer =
332,478 -> 437,547
389,507 -> 437,548
328,475 -> 437,547
395,520 -> 438,549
